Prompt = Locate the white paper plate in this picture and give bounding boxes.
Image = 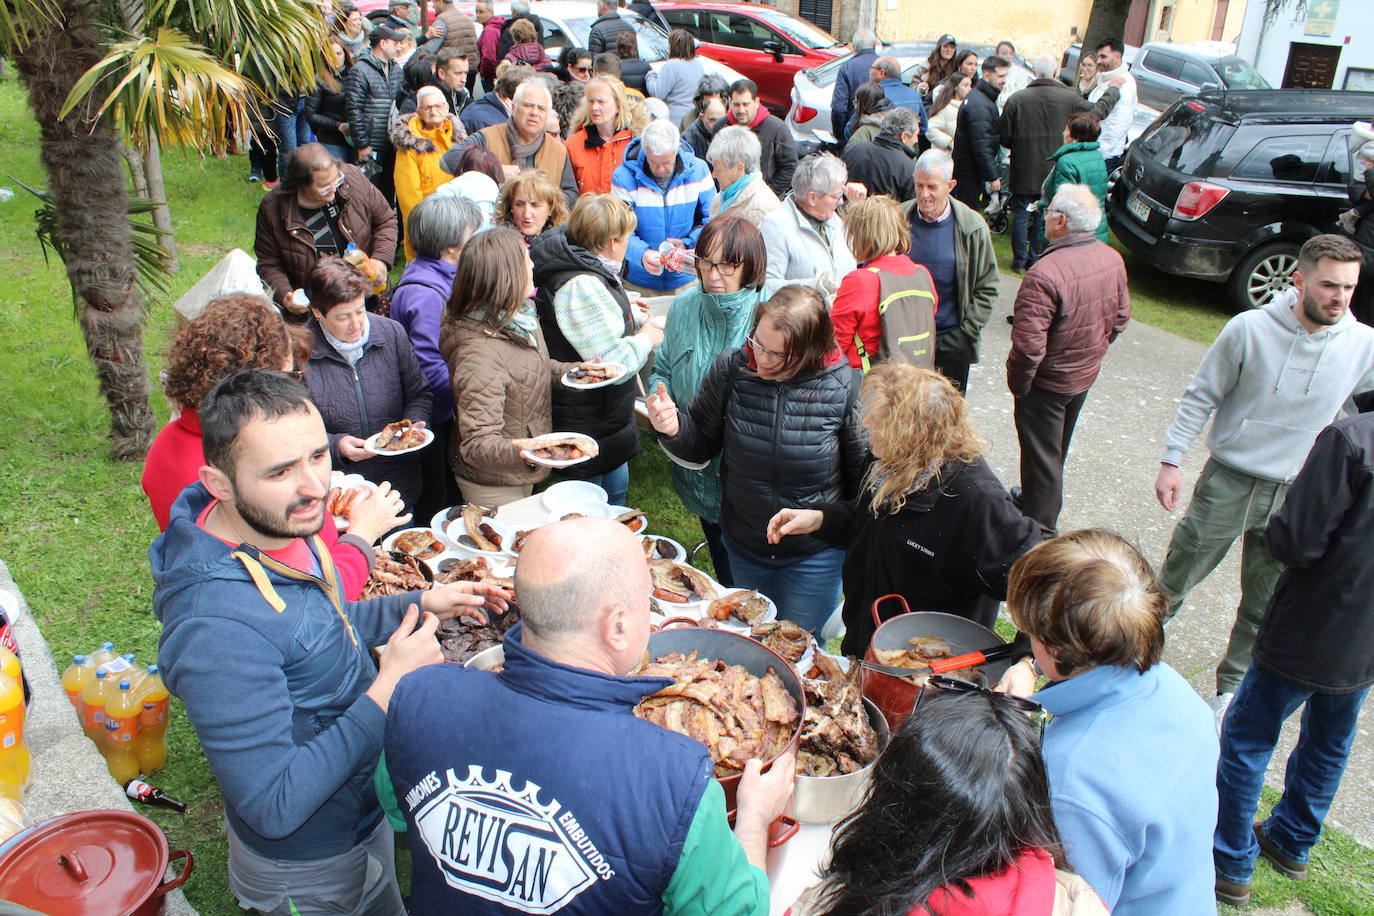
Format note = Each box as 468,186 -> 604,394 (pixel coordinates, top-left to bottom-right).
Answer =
364,426 -> 434,456
381,527 -> 447,561
560,362 -> 628,390
520,432 -> 597,468
446,516 -> 518,559
428,550 -> 514,579
640,533 -> 686,563
710,589 -> 780,633
544,500 -> 612,524
429,506 -> 466,546
606,505 -> 649,533
540,480 -> 609,513
648,562 -> 722,615
328,474 -> 377,531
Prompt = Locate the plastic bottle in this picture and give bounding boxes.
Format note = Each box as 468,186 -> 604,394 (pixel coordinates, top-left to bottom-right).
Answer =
89,641 -> 117,669
136,666 -> 170,738
119,654 -> 145,690
103,720 -> 140,785
343,242 -> 387,295
61,654 -> 94,724
0,188 -> 13,204
0,670 -> 27,801
81,668 -> 114,743
0,648 -> 18,685
106,679 -> 141,747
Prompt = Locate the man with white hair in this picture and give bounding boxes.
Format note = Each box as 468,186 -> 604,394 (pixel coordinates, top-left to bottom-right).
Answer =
870,55 -> 927,139
706,125 -> 780,225
842,106 -> 918,201
449,79 -> 578,205
898,148 -> 999,392
832,27 -> 879,145
998,53 -> 1121,272
1006,184 -> 1129,531
759,153 -> 859,281
612,119 -> 715,291
386,517 -> 796,915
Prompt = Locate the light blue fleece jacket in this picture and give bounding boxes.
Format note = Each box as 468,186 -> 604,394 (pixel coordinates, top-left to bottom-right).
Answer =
1037,663 -> 1219,915
1161,289 -> 1374,482
612,138 -> 715,291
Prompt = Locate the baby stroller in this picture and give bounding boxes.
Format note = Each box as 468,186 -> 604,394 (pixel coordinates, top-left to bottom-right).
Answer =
984,188 -> 1012,235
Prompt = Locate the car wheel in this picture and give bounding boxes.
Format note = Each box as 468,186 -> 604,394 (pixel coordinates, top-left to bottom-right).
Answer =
1227,241 -> 1300,310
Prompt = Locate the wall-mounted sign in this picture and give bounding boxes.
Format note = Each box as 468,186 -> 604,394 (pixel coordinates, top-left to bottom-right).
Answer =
1304,0 -> 1339,38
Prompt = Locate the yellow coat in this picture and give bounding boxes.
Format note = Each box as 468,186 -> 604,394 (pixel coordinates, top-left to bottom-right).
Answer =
392,113 -> 463,261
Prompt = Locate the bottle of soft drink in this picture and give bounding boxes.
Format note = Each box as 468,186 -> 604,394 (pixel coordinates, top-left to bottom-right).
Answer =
103,720 -> 139,785
81,668 -> 114,743
133,666 -> 169,775
120,654 -> 145,690
0,670 -> 28,801
89,641 -> 117,669
62,655 -> 94,717
106,678 -> 141,747
0,647 -> 18,685
343,242 -> 387,295
125,778 -> 186,812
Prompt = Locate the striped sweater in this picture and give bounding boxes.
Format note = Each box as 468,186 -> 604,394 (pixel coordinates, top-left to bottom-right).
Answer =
611,138 -> 716,291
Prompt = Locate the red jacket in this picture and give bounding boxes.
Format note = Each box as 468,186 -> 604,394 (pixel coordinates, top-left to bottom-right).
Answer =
140,408 -> 371,600
1006,232 -> 1130,397
565,126 -> 635,195
832,254 -> 937,369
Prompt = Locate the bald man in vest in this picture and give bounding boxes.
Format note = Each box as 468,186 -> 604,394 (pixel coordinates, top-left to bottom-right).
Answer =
443,80 -> 578,206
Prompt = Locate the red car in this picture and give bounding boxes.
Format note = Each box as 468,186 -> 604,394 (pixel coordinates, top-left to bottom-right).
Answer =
656,1 -> 844,114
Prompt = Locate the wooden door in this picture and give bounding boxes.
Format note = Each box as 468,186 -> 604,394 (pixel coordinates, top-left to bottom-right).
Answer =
1210,0 -> 1230,41
1282,42 -> 1340,89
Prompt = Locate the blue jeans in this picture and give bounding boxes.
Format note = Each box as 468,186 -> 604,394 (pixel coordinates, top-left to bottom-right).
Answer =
557,462 -> 629,507
721,533 -> 843,633
320,142 -> 357,165
1213,663 -> 1369,883
1010,193 -> 1043,267
273,97 -> 315,178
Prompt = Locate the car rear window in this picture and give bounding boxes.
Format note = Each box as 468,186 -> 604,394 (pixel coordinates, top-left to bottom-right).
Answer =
1134,102 -> 1236,173
753,10 -> 837,49
805,55 -> 848,87
1231,135 -> 1327,182
1215,57 -> 1270,90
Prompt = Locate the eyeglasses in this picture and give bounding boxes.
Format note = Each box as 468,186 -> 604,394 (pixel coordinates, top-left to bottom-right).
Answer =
696,257 -> 741,278
310,173 -> 343,196
915,674 -> 1050,733
570,65 -> 591,75
747,335 -> 787,362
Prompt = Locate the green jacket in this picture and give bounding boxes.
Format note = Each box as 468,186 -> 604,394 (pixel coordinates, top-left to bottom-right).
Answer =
1041,141 -> 1110,242
899,196 -> 1001,359
647,283 -> 773,521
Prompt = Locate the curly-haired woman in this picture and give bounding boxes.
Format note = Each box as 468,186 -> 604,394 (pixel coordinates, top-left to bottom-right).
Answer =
495,168 -> 571,245
767,362 -> 1043,654
141,294 -> 407,598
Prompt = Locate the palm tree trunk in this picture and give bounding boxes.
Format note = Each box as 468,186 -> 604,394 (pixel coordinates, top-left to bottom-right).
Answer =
142,134 -> 180,273
14,1 -> 156,460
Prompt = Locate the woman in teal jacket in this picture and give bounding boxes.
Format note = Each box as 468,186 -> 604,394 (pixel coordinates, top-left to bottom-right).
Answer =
1041,111 -> 1109,243
647,217 -> 774,585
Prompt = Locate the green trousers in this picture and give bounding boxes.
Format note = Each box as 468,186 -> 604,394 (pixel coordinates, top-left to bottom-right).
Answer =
1159,458 -> 1290,695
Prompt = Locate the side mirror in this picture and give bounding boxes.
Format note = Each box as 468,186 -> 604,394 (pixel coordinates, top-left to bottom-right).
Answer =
762,40 -> 786,63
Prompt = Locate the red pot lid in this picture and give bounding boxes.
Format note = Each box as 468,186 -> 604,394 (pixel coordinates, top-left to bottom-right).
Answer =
0,809 -> 168,916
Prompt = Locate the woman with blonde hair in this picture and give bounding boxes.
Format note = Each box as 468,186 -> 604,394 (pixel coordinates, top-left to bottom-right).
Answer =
767,363 -> 1042,653
832,196 -> 937,371
495,168 -> 570,245
1074,53 -> 1099,97
564,75 -> 636,194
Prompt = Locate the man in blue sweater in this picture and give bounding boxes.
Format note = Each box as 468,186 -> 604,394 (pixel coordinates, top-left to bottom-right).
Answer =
152,369 -> 507,914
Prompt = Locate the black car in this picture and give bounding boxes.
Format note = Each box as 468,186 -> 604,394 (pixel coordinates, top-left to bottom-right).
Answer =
1108,89 -> 1374,310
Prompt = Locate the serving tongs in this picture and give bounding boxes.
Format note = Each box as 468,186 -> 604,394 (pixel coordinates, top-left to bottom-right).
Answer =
861,642 -> 1020,680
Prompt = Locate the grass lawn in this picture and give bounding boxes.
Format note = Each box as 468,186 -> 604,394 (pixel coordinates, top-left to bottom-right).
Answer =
0,69 -> 1368,914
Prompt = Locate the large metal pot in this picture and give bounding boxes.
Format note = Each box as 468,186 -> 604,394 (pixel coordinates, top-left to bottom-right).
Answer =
862,597 -> 1012,731
791,697 -> 889,825
0,810 -> 193,916
646,626 -> 804,845
464,643 -> 504,670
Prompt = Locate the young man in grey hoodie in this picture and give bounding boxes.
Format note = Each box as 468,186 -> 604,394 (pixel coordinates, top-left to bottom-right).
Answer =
1153,234 -> 1374,724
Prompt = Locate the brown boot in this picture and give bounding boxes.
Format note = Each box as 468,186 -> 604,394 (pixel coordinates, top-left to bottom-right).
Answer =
1255,823 -> 1309,880
1215,875 -> 1251,907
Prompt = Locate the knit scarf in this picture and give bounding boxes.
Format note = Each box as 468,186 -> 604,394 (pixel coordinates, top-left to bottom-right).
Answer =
469,300 -> 542,346
596,253 -> 624,279
506,123 -> 543,167
718,172 -> 754,212
322,317 -> 371,366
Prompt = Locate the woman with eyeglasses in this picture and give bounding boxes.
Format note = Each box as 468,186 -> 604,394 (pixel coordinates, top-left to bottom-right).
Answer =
789,686 -> 1106,916
767,363 -> 1042,655
1003,529 -> 1219,915
647,285 -> 867,631
302,256 -> 434,513
564,76 -> 637,195
646,217 -> 782,585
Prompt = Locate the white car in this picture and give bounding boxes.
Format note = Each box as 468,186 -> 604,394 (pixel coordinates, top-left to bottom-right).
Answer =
488,1 -> 744,87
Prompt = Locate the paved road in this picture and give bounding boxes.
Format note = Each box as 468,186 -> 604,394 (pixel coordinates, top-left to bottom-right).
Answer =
966,273 -> 1373,852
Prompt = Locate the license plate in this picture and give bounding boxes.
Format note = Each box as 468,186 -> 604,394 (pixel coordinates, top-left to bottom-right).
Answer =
1127,191 -> 1152,223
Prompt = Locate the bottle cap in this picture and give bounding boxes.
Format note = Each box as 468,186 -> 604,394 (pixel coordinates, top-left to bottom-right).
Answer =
102,642 -> 115,651
95,669 -> 107,678
123,653 -> 136,664
119,680 -> 131,690
74,655 -> 85,664
147,664 -> 158,675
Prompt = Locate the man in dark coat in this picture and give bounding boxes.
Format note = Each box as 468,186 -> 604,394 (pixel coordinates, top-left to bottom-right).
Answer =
831,27 -> 878,145
1213,398 -> 1374,907
496,0 -> 544,61
842,107 -> 918,201
629,0 -> 669,29
345,25 -> 405,201
587,0 -> 634,53
713,78 -> 797,197
951,55 -> 1008,212
998,54 -> 1120,271
1006,184 -> 1129,532
422,0 -> 479,92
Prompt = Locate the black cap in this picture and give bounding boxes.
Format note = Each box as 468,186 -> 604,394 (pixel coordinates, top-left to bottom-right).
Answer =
936,34 -> 956,48
370,23 -> 404,44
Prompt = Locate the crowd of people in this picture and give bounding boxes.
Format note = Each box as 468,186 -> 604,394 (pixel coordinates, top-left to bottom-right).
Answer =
136,6 -> 1374,915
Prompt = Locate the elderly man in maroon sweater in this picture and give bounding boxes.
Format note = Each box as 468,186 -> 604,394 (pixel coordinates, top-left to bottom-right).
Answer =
1007,184 -> 1130,531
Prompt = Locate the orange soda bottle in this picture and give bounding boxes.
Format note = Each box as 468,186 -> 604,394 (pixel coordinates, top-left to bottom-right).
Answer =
106,678 -> 141,744
81,668 -> 114,743
0,670 -> 27,801
133,665 -> 169,775
103,720 -> 139,785
89,641 -> 117,669
62,654 -> 94,719
0,647 -> 18,683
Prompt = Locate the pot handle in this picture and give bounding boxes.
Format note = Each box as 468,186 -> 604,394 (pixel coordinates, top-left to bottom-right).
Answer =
58,852 -> 90,884
870,593 -> 911,629
157,849 -> 194,894
768,814 -> 799,847
656,616 -> 700,631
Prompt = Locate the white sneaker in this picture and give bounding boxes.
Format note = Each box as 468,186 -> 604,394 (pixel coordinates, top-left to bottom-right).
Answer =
1206,692 -> 1235,737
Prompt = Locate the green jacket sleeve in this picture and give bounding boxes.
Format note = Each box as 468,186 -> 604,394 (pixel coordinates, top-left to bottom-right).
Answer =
662,779 -> 770,916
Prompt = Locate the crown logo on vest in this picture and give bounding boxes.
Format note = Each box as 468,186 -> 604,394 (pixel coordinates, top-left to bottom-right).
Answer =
410,765 -> 616,912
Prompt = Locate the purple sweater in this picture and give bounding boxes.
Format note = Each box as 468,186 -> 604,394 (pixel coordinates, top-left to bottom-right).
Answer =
389,257 -> 457,424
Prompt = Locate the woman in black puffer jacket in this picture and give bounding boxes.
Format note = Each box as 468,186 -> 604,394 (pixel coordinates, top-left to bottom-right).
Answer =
647,285 -> 868,632
305,36 -> 355,163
